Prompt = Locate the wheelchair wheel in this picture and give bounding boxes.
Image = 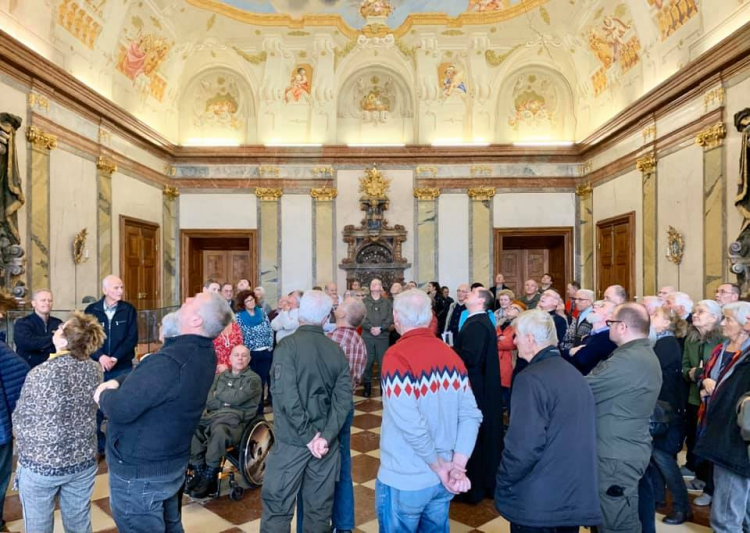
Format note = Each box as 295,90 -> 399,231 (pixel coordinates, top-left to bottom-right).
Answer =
238,419 -> 275,487
229,485 -> 245,501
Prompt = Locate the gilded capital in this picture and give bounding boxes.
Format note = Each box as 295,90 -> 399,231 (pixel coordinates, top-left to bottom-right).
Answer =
255,187 -> 283,201
636,154 -> 657,175
575,182 -> 593,199
163,185 -> 180,199
413,187 -> 440,200
467,186 -> 496,201
310,186 -> 338,201
695,122 -> 727,150
96,156 -> 117,176
26,126 -> 57,150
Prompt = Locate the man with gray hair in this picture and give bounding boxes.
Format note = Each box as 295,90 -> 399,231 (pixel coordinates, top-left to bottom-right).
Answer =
261,290 -> 351,532
640,295 -> 664,316
361,278 -> 393,397
666,291 -> 694,322
94,292 -> 232,533
603,285 -> 627,305
271,291 -> 301,342
14,288 -> 62,368
560,288 -> 595,355
377,289 -> 482,531
495,310 -> 601,531
566,300 -> 617,376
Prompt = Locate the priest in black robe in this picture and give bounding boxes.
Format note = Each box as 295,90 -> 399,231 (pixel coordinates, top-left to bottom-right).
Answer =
454,287 -> 504,504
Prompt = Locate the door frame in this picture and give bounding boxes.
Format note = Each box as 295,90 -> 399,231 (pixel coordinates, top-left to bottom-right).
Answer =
595,211 -> 636,300
119,215 -> 162,308
179,229 -> 258,302
493,226 -> 574,291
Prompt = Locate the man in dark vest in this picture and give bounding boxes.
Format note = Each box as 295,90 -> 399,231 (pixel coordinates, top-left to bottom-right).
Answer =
14,289 -> 62,368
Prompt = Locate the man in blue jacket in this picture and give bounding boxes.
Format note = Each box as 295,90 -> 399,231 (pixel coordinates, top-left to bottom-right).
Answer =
13,289 -> 62,368
85,275 -> 138,458
95,292 -> 232,533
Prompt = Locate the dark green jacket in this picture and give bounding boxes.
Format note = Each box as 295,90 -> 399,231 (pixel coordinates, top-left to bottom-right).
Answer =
361,296 -> 393,339
587,338 -> 662,462
682,327 -> 724,406
270,325 -> 352,446
204,367 -> 262,423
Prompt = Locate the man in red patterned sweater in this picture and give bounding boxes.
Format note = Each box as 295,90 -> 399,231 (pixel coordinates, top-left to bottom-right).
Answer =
377,289 -> 483,532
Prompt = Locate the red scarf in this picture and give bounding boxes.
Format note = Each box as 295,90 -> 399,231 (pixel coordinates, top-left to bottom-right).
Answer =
697,343 -> 743,435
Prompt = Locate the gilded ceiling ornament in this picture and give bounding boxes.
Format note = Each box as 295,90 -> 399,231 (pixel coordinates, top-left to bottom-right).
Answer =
96,156 -> 117,176
703,87 -> 725,112
485,45 -> 522,67
415,165 -> 437,178
162,185 -> 180,199
163,164 -> 176,177
255,187 -> 283,201
26,126 -> 57,150
575,182 -> 593,198
259,165 -> 280,178
413,187 -> 440,200
665,226 -> 684,265
695,122 -> 727,150
467,186 -> 496,201
28,94 -> 50,112
312,166 -> 334,178
359,164 -> 390,199
636,154 -> 657,175
232,47 -> 267,64
310,186 -> 338,201
73,228 -> 89,265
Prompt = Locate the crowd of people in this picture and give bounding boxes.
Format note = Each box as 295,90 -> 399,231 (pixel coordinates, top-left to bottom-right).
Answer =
0,270 -> 749,533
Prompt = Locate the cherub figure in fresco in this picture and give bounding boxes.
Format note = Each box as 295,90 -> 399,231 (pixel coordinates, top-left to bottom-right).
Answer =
284,67 -> 310,103
358,0 -> 393,18
468,0 -> 505,12
601,15 -> 631,62
442,65 -> 467,98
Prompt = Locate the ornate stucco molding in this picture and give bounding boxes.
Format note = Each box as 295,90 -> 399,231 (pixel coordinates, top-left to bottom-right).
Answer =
575,182 -> 593,199
26,126 -> 57,150
255,187 -> 283,201
415,165 -> 437,178
695,122 -> 727,150
467,186 -> 496,201
413,187 -> 440,200
259,165 -> 280,178
312,165 -> 334,178
470,165 -> 492,178
163,185 -> 180,199
636,154 -> 657,175
310,186 -> 337,201
96,156 -> 118,176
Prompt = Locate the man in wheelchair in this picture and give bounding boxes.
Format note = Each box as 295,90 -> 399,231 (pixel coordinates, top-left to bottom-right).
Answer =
187,345 -> 262,498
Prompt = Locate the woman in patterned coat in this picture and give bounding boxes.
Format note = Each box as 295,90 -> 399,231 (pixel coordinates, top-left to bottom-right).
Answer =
14,311 -> 104,533
235,288 -> 274,416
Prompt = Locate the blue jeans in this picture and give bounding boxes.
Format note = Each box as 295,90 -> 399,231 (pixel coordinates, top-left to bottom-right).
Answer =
109,467 -> 185,533
375,479 -> 453,533
297,404 -> 355,532
18,463 -> 97,533
711,464 -> 750,533
651,447 -> 689,513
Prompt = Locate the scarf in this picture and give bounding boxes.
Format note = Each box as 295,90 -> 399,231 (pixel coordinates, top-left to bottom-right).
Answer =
697,342 -> 744,437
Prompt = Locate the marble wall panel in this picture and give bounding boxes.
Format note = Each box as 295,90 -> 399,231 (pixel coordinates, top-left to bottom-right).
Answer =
416,199 -> 437,287
580,194 -> 594,289
493,192 -> 576,228
259,199 -> 281,306
471,199 -> 492,286
162,192 -> 178,306
29,145 -> 50,291
642,168 -> 657,296
704,146 -> 725,298
313,199 -> 335,287
280,194 -> 312,295
438,194 -> 470,293
97,172 -> 112,286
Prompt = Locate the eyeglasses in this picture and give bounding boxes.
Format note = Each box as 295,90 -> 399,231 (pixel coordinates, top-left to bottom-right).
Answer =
605,320 -> 624,327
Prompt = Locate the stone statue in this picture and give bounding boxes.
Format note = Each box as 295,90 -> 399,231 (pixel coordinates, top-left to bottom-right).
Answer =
0,113 -> 27,297
729,108 -> 750,296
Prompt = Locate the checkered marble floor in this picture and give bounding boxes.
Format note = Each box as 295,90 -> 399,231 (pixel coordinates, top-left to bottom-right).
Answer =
3,384 -> 712,532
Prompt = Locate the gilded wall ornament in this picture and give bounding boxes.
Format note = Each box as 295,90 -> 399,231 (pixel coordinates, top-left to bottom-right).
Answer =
259,165 -> 280,178
413,187 -> 440,200
28,94 -> 50,112
73,228 -> 89,265
255,187 -> 283,201
695,122 -> 727,150
575,182 -> 593,198
665,226 -> 684,265
415,165 -> 437,178
163,185 -> 180,199
26,126 -> 57,150
470,165 -> 491,178
96,156 -> 117,176
312,165 -> 334,178
636,154 -> 657,174
359,164 -> 390,199
703,87 -> 725,112
467,186 -> 496,201
310,186 -> 338,201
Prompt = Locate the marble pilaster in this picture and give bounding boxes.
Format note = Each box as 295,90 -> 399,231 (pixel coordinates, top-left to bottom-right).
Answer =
311,187 -> 336,286
415,191 -> 439,285
576,184 -> 594,289
702,140 -> 726,298
96,156 -> 116,285
256,188 -> 282,307
27,127 -> 57,291
468,187 -> 494,286
638,155 -> 657,296
163,186 -> 180,306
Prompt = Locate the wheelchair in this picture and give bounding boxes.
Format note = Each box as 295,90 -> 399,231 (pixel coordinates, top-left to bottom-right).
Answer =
214,417 -> 275,501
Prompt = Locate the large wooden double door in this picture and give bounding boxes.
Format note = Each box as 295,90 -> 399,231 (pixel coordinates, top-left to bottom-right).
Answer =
120,216 -> 160,310
596,212 -> 635,300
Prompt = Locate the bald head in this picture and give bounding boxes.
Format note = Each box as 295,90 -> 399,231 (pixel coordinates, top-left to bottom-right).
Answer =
609,302 -> 651,346
102,275 -> 124,305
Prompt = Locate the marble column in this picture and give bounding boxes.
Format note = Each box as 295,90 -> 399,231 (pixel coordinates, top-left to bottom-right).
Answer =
311,186 -> 336,287
163,185 -> 180,306
26,126 -> 57,291
414,187 -> 440,285
468,187 -> 495,286
256,187 -> 282,307
96,156 -> 116,284
697,122 -> 727,298
638,155 -> 658,296
576,183 -> 594,289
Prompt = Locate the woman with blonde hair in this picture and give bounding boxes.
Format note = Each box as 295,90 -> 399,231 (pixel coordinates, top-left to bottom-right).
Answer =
14,311 -> 104,533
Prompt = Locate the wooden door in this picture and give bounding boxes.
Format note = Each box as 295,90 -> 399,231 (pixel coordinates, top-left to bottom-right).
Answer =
596,212 -> 635,300
120,217 -> 161,310
526,249 -> 549,282
204,251 -> 229,282
501,249 -> 523,295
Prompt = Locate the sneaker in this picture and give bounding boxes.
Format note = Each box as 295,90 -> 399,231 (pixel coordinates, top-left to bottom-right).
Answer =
694,492 -> 712,506
680,466 -> 696,480
686,478 -> 706,493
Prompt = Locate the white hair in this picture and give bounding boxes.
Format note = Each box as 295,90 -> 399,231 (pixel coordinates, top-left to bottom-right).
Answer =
696,299 -> 722,324
31,288 -> 52,300
514,309 -> 558,346
102,275 -> 120,291
197,294 -> 233,338
161,312 -> 180,338
723,301 -> 750,326
579,289 -> 595,301
298,290 -> 333,325
641,295 -> 664,315
393,289 -> 433,329
672,292 -> 694,314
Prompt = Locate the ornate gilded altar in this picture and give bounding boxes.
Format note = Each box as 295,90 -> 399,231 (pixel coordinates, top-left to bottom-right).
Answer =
339,164 -> 410,289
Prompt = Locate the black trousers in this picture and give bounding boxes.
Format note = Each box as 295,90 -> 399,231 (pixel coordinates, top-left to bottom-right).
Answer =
511,525 -> 579,533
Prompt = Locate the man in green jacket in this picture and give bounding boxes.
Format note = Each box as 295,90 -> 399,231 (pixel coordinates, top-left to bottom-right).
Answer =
261,290 -> 352,533
188,345 -> 262,498
361,278 -> 393,397
587,303 -> 662,533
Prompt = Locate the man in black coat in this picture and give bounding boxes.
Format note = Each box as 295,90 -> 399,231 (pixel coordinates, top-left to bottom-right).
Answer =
489,273 -> 509,310
454,287 -> 504,504
13,289 -> 62,368
566,300 -> 617,375
495,309 -> 602,532
85,275 -> 138,457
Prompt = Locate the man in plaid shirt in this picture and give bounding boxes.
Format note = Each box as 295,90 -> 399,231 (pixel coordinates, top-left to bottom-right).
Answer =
297,296 -> 367,533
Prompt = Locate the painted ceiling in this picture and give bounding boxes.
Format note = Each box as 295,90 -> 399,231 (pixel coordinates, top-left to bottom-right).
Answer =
1,0 -> 748,145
